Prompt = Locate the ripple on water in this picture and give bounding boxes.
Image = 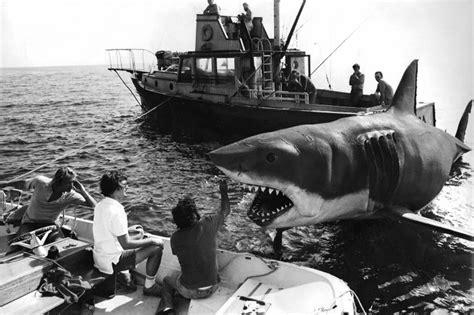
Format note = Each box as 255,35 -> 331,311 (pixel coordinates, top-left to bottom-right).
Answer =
0,66 -> 472,313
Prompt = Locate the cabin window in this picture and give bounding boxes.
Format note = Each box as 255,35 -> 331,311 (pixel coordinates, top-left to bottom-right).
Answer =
179,58 -> 193,82
216,58 -> 235,83
253,56 -> 263,87
196,58 -> 214,77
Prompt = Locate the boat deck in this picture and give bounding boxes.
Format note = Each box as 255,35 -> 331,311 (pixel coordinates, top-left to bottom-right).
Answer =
0,216 -> 358,314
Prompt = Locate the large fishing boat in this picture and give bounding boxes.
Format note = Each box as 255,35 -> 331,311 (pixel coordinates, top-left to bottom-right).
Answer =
0,193 -> 364,314
107,0 -> 435,140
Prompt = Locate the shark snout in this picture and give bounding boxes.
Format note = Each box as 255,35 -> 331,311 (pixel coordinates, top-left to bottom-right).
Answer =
209,143 -> 253,174
208,147 -> 235,171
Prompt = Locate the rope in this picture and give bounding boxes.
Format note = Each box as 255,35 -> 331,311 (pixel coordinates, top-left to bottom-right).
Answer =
135,96 -> 173,121
241,259 -> 278,284
315,289 -> 367,314
6,94 -> 173,183
352,289 -> 367,314
310,14 -> 372,77
219,253 -> 279,285
113,69 -> 142,107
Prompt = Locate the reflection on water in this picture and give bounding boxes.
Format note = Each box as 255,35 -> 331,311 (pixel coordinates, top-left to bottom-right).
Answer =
0,66 -> 472,313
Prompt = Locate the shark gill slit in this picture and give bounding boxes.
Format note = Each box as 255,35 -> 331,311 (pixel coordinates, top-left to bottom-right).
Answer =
364,133 -> 400,206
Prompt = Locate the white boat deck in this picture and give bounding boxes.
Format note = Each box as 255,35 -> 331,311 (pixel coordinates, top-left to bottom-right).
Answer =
0,215 -> 359,314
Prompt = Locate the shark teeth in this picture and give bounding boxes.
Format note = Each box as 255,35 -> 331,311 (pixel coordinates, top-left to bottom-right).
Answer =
241,182 -> 294,226
241,183 -> 282,195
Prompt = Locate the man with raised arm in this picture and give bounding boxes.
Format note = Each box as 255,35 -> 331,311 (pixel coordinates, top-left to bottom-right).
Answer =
0,167 -> 96,236
156,180 -> 230,314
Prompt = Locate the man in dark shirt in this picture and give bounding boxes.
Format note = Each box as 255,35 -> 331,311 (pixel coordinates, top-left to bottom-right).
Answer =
349,63 -> 365,107
203,0 -> 219,15
156,180 -> 230,314
374,71 -> 393,106
287,70 -> 317,103
287,70 -> 305,93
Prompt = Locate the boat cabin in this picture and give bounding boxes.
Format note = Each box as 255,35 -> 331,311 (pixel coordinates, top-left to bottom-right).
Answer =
106,1 -> 435,138
143,11 -> 321,105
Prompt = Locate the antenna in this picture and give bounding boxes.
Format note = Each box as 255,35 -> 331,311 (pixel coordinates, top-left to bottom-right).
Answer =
310,14 -> 371,77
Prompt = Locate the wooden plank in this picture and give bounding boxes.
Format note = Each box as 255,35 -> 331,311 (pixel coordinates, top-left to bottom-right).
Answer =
0,250 -> 51,306
0,290 -> 64,315
0,238 -> 90,306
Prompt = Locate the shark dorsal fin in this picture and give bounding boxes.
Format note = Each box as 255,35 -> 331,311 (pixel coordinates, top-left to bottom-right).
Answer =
390,59 -> 418,115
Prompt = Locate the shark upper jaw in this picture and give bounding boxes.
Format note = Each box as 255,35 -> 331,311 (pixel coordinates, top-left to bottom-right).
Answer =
216,166 -> 305,227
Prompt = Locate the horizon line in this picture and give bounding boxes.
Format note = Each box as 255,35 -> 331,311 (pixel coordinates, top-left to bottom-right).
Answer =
0,63 -> 110,70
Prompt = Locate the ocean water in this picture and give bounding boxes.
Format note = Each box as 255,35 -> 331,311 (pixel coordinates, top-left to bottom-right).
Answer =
0,65 -> 472,313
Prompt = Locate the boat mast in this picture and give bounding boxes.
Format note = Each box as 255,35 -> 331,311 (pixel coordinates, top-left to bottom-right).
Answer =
282,0 -> 306,54
274,0 -> 280,49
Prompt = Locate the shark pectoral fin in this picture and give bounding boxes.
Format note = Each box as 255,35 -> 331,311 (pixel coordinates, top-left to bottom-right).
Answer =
386,206 -> 474,241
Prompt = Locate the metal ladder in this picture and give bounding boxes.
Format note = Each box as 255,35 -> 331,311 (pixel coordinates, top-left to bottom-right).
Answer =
261,52 -> 274,90
254,39 -> 274,91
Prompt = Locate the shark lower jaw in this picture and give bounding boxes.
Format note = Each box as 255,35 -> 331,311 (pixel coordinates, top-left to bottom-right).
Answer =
243,183 -> 294,227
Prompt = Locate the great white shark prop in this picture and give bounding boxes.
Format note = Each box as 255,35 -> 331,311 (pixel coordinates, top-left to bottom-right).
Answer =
209,60 -> 473,241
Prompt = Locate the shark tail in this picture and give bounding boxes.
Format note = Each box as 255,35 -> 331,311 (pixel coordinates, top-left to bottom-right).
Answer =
455,100 -> 472,142
452,100 -> 472,161
387,206 -> 473,241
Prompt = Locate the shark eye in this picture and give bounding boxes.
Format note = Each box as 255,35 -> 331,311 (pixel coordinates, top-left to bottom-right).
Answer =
266,152 -> 276,162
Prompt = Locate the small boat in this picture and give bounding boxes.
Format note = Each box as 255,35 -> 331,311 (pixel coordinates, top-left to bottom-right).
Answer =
107,0 -> 435,140
0,195 -> 363,314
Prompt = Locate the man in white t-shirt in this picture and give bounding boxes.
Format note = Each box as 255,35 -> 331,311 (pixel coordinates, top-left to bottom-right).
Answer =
93,171 -> 164,296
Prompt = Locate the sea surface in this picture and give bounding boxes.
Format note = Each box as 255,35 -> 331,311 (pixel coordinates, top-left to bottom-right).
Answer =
0,65 -> 472,313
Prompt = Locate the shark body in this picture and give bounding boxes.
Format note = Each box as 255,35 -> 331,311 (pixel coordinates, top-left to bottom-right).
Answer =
209,61 -> 473,240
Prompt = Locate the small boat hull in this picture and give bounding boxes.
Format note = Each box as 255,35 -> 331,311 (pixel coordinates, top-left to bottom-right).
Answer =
0,213 -> 359,314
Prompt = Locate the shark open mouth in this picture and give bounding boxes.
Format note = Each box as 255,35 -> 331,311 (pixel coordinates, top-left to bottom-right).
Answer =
242,184 -> 294,226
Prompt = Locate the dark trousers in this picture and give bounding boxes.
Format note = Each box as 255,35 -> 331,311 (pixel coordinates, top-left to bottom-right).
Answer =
350,89 -> 363,107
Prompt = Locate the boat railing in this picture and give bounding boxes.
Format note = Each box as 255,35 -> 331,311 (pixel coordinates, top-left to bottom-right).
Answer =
106,49 -> 157,73
253,38 -> 272,52
246,89 -> 309,104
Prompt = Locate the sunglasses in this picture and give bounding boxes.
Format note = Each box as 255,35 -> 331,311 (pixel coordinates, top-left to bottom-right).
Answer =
119,181 -> 129,190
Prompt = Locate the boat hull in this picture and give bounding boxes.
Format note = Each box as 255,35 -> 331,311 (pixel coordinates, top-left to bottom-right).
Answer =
133,79 -> 370,141
0,213 -> 358,314
133,78 -> 435,142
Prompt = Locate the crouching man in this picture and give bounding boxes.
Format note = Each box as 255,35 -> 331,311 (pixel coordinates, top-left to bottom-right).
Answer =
156,180 -> 230,314
93,171 -> 163,296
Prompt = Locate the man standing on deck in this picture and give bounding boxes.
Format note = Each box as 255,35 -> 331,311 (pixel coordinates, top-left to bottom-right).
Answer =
93,171 -> 164,296
374,71 -> 393,106
156,180 -> 230,314
203,0 -> 219,15
349,63 -> 365,107
238,2 -> 253,31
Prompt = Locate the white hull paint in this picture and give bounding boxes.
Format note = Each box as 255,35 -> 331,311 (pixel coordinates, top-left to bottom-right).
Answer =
0,209 -> 360,314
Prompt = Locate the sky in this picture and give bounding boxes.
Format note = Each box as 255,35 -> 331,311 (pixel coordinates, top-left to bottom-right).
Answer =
0,0 -> 472,136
